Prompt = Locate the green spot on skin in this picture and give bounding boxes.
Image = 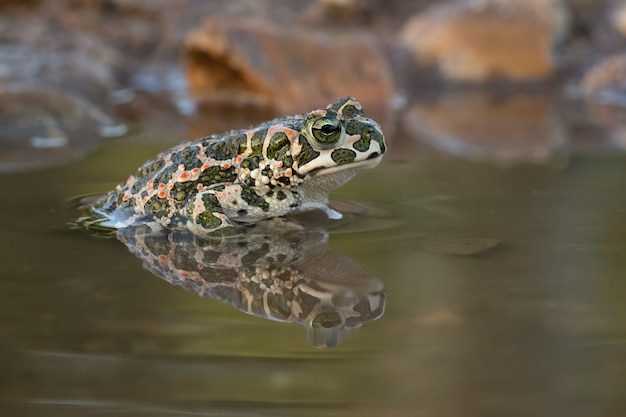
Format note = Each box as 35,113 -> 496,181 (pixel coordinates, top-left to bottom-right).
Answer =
327,97 -> 354,112
353,135 -> 371,152
281,155 -> 294,168
172,181 -> 198,204
241,186 -> 270,211
199,166 -> 236,186
340,104 -> 363,118
171,146 -> 202,170
201,193 -> 220,209
262,166 -> 273,177
241,155 -> 262,170
208,139 -> 237,161
276,190 -> 287,201
150,159 -> 165,172
346,120 -> 384,153
250,128 -> 268,155
194,192 -> 225,229
295,135 -> 320,166
155,164 -> 178,187
345,120 -> 364,136
331,148 -> 356,164
147,197 -> 169,219
374,132 -> 386,153
136,158 -> 165,180
234,133 -> 248,154
197,211 -> 223,229
266,132 -> 290,160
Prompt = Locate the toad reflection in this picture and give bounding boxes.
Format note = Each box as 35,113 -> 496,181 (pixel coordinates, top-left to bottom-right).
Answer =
115,219 -> 385,348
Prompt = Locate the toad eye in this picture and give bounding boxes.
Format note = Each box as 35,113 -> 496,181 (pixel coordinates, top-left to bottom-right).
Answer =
311,117 -> 343,145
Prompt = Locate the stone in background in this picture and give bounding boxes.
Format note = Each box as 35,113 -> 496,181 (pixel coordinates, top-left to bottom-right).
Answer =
400,0 -> 569,82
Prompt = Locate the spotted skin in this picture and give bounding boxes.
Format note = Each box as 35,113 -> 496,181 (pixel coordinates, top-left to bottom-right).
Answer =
93,97 -> 386,235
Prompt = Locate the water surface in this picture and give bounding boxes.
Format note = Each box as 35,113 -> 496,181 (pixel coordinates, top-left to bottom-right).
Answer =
1,134 -> 626,416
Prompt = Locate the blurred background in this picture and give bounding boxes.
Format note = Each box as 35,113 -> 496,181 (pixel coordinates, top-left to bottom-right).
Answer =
1,0 -> 626,416
1,0 -> 626,165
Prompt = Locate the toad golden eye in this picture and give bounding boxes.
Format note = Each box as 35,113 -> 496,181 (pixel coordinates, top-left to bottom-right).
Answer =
311,117 -> 343,145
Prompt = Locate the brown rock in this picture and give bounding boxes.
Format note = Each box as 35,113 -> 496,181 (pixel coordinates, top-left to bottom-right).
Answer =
403,93 -> 565,164
0,89 -> 126,172
578,53 -> 626,104
0,0 -> 41,9
613,1 -> 626,37
570,53 -> 626,152
299,0 -> 375,25
184,17 -> 395,126
400,0 -> 569,82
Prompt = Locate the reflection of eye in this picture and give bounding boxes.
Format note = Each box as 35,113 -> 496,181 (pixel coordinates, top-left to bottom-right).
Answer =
311,117 -> 343,145
311,311 -> 343,329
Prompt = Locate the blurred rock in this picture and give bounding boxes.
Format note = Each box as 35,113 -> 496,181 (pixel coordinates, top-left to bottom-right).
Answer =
400,0 -> 569,82
559,0 -> 625,66
567,117 -> 626,155
0,0 -> 198,146
577,53 -> 626,106
0,89 -> 126,172
41,0 -> 180,86
299,0 -> 375,25
565,53 -> 626,154
403,93 -> 565,164
317,0 -> 363,10
0,0 -> 41,9
613,1 -> 626,37
184,17 -> 396,129
186,102 -> 277,143
0,44 -> 123,111
581,101 -> 626,135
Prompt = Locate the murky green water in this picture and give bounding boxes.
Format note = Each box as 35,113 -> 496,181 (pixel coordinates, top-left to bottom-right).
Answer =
1,135 -> 626,416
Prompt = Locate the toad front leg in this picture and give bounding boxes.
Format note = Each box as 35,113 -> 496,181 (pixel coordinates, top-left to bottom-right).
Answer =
184,183 -> 275,234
